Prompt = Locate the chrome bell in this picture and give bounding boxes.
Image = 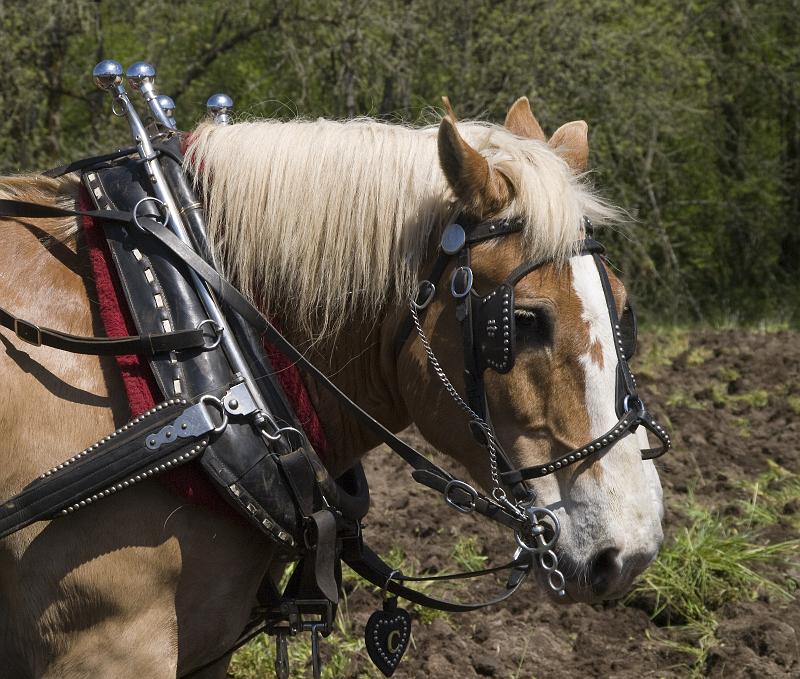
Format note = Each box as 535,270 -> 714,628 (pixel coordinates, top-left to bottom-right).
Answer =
207,93 -> 234,125
125,61 -> 157,91
92,60 -> 124,90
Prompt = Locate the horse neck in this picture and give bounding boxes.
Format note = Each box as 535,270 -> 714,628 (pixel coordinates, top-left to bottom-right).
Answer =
285,308 -> 410,476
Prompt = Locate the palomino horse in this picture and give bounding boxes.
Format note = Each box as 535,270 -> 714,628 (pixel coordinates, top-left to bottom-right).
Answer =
0,98 -> 664,677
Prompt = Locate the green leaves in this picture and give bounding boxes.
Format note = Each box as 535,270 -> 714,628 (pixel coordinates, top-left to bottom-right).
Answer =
0,0 -> 797,324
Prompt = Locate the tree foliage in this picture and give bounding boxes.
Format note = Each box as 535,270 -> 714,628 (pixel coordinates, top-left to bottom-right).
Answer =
0,0 -> 797,324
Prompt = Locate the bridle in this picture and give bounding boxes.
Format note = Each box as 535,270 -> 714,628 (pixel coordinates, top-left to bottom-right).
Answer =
399,214 -> 671,594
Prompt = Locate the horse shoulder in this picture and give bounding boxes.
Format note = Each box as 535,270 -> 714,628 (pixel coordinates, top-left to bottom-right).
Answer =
0,198 -> 272,676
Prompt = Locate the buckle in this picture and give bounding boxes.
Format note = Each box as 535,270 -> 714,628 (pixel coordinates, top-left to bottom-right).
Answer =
443,479 -> 477,514
13,318 -> 42,347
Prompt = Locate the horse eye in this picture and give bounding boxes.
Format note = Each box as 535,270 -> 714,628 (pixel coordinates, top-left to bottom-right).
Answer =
514,308 -> 552,345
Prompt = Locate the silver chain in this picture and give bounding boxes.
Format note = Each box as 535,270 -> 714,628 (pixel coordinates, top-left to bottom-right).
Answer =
409,299 -> 508,504
409,286 -> 564,594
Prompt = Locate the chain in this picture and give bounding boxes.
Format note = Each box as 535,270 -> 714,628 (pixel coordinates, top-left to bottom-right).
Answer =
409,299 -> 508,505
409,281 -> 565,595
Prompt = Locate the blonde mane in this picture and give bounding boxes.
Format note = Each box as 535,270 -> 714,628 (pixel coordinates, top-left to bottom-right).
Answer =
186,117 -> 617,339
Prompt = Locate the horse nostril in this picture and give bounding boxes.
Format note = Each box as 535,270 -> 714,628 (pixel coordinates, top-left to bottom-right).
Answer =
589,547 -> 623,598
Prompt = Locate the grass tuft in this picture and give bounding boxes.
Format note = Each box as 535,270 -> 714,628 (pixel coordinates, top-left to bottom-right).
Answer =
451,536 -> 488,572
636,326 -> 690,379
686,347 -> 713,366
736,461 -> 800,532
666,388 -> 704,410
626,492 -> 799,676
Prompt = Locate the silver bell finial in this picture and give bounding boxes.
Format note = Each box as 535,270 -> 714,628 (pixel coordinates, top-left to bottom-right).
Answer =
93,60 -> 124,91
157,94 -> 176,120
157,95 -> 177,129
125,61 -> 157,91
207,93 -> 234,125
125,62 -> 175,129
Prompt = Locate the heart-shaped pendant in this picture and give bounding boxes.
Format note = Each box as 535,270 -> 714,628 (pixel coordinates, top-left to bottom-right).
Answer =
364,598 -> 411,677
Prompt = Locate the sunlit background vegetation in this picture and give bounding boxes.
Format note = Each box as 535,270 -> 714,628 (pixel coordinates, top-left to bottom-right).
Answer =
1,0 -> 798,325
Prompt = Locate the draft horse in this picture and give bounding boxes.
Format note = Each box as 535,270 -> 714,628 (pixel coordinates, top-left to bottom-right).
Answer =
0,97 -> 665,677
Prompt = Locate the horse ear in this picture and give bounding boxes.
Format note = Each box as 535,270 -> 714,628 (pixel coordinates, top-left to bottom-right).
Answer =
438,115 -> 511,216
504,96 -> 546,141
549,120 -> 589,172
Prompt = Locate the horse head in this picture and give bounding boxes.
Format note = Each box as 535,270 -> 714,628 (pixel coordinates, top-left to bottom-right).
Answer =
398,97 -> 664,603
186,101 -> 666,604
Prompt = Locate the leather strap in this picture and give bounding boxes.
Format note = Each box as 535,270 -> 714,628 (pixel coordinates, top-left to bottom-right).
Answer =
0,397 -> 206,539
464,218 -> 524,244
42,147 -> 139,178
41,142 -> 182,179
345,544 -> 530,613
0,303 -> 206,355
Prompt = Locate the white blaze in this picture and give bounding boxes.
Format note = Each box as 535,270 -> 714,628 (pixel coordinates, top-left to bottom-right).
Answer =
566,254 -> 664,550
569,256 -> 619,443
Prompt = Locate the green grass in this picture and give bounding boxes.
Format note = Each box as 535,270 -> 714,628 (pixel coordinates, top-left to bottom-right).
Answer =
733,416 -> 751,438
686,347 -> 713,366
715,366 -> 741,383
626,491 -> 799,676
667,383 -> 772,411
451,536 -> 488,571
636,326 -> 690,379
736,462 -> 800,532
666,388 -> 705,410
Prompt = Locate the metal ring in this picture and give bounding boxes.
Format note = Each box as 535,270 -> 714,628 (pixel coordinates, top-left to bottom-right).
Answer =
538,549 -> 558,572
623,395 -> 645,417
491,486 -> 507,503
261,425 -> 304,442
199,394 -> 229,434
450,266 -> 473,298
111,99 -> 126,117
382,569 -> 402,598
411,281 -> 436,310
196,319 -> 224,350
132,197 -> 170,232
515,505 -> 561,553
443,479 -> 478,514
548,568 -> 566,595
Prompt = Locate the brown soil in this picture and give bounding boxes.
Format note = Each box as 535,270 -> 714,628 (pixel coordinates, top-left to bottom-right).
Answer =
346,330 -> 800,679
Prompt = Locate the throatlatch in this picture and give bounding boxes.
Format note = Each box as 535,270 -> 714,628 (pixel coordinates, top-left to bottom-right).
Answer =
0,59 -> 672,679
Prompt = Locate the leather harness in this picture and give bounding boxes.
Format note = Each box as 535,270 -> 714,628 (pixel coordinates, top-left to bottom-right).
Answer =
0,134 -> 672,677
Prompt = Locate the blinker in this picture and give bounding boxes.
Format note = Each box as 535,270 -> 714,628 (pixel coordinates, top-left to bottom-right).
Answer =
474,283 -> 515,374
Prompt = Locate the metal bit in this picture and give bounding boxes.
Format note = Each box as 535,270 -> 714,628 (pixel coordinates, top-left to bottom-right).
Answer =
206,93 -> 233,125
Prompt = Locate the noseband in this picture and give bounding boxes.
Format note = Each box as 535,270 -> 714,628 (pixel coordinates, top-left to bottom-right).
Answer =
399,216 -> 671,593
